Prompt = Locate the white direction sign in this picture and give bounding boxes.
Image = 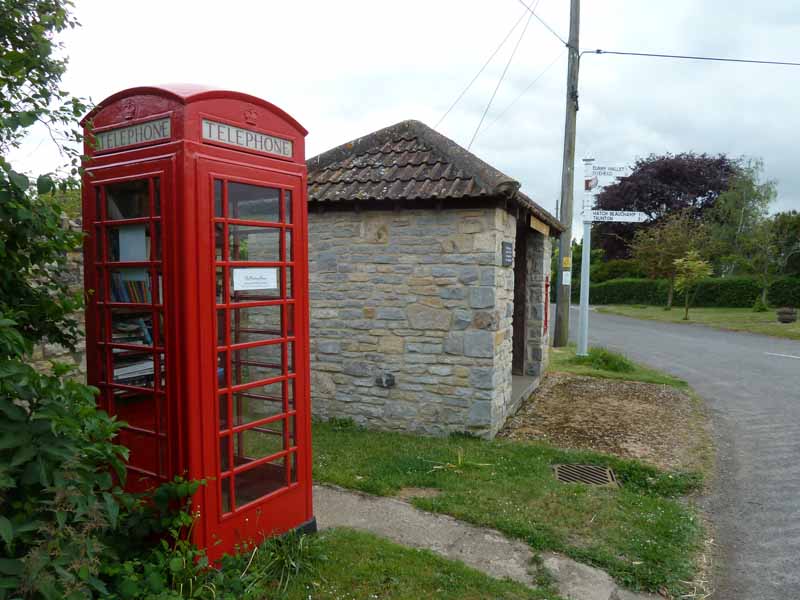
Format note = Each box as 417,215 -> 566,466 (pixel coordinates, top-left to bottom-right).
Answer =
585,210 -> 647,223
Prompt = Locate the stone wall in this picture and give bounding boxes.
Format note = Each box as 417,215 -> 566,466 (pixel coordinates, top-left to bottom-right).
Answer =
30,217 -> 88,377
307,205 -> 551,438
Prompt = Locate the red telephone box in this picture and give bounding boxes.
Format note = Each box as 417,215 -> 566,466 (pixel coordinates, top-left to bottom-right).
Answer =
81,84 -> 315,559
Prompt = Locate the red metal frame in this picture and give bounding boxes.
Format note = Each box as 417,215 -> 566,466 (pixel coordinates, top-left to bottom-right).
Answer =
81,85 -> 312,560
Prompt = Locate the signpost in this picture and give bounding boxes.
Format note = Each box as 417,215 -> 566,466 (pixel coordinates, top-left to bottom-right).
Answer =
577,159 -> 642,356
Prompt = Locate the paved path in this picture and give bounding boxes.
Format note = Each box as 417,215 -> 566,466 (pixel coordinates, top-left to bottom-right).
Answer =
314,484 -> 658,600
572,307 -> 800,600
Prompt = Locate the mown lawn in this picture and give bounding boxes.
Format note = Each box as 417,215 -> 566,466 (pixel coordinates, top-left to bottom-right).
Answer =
312,421 -> 703,596
596,305 -> 800,340
285,528 -> 559,599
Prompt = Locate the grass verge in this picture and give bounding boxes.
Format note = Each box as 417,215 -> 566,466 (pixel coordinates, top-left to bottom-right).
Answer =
285,528 -> 559,599
548,344 -> 688,389
313,421 -> 703,596
596,305 -> 800,340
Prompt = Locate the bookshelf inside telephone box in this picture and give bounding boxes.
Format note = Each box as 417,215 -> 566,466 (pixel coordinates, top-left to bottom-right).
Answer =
81,85 -> 315,559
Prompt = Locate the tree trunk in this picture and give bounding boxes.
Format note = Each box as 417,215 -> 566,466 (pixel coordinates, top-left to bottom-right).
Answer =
683,286 -> 690,320
666,278 -> 675,310
762,286 -> 768,304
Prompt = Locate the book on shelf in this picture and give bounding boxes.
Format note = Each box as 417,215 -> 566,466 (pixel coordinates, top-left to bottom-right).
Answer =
111,271 -> 151,303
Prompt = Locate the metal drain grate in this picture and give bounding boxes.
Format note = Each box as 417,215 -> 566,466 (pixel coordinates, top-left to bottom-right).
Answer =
553,464 -> 618,487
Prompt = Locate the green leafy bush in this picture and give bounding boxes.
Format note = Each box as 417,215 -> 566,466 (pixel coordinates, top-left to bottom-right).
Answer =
769,277 -> 800,307
752,297 -> 769,312
576,276 -> 763,307
592,259 -> 646,283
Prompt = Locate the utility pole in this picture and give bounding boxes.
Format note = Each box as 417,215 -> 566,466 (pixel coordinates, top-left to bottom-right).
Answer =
553,0 -> 580,347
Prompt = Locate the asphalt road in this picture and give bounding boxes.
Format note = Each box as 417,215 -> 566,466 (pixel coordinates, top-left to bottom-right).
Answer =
567,307 -> 800,599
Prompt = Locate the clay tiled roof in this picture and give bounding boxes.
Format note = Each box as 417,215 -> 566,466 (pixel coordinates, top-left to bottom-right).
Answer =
307,120 -> 563,232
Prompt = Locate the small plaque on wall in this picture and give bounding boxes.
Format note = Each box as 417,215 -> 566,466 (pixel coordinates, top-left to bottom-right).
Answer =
232,268 -> 278,291
502,241 -> 514,267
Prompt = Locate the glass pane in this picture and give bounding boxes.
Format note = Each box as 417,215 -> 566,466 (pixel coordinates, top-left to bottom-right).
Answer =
233,381 -> 284,426
110,268 -> 151,303
114,390 -> 156,431
288,415 -> 295,447
286,341 -> 294,374
231,344 -> 282,386
285,230 -> 292,262
216,267 -> 225,304
284,190 -> 292,224
230,304 -> 282,345
285,267 -> 293,299
230,267 -> 281,302
217,351 -> 228,388
156,352 -> 166,392
153,221 -> 162,261
97,309 -> 107,341
94,226 -> 103,259
215,223 -> 225,261
108,224 -> 150,262
214,180 -> 224,217
219,394 -> 229,431
95,187 -> 102,220
153,177 -> 161,215
234,421 -> 284,463
229,225 -> 280,262
234,457 -> 286,507
221,477 -> 231,513
112,349 -> 154,388
287,379 -> 295,411
228,182 -> 279,222
217,309 -> 226,346
290,452 -> 298,483
94,269 -> 105,302
106,180 -> 149,220
220,435 -> 230,472
111,309 -> 154,346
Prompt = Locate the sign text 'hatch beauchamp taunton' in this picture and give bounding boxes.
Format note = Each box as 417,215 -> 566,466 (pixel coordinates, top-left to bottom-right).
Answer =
202,119 -> 293,159
94,117 -> 171,151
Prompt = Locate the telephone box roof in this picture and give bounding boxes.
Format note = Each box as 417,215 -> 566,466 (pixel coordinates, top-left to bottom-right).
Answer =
81,84 -> 307,134
307,119 -> 562,232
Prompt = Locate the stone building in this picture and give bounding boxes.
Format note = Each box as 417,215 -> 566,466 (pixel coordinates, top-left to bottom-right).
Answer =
306,120 -> 563,438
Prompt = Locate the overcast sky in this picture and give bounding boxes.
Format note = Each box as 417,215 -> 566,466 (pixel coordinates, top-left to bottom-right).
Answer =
9,0 -> 800,234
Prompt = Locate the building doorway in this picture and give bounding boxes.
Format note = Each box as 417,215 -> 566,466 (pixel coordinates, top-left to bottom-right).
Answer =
512,215 -> 527,376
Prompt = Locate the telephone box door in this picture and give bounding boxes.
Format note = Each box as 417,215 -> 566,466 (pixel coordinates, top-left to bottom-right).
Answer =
84,159 -> 176,493
197,158 -> 311,552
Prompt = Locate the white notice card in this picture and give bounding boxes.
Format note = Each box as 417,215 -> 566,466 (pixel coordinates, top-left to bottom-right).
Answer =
232,268 -> 278,291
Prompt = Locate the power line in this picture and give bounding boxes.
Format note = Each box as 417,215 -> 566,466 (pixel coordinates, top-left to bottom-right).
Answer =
587,49 -> 800,67
516,0 -> 567,46
434,7 -> 530,129
467,1 -> 537,150
478,48 -> 566,136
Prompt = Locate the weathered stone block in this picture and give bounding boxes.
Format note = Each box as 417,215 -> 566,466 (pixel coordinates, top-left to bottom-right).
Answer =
343,361 -> 373,377
464,331 -> 494,358
377,335 -> 404,354
444,332 -> 464,355
377,307 -> 406,320
439,287 -> 467,301
469,287 -> 495,309
452,309 -> 472,330
456,266 -> 480,284
472,310 -> 499,330
317,340 -> 341,354
406,304 -> 451,330
467,401 -> 492,426
469,367 -> 495,390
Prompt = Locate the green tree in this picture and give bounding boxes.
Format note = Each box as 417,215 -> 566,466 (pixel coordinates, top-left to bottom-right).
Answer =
674,250 -> 713,320
771,210 -> 800,277
629,210 -> 707,310
706,159 -> 776,276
